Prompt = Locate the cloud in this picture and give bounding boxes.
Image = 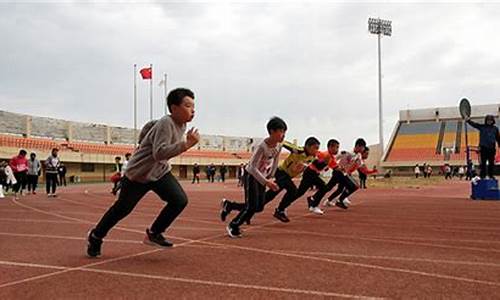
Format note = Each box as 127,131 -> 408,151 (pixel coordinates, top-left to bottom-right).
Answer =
1,2 -> 499,151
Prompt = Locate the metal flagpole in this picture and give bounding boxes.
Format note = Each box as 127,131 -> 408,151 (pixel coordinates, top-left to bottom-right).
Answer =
133,64 -> 137,148
164,73 -> 168,115
149,63 -> 153,121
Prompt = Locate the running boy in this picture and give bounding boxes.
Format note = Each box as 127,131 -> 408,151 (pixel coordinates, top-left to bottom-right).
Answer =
87,88 -> 199,257
221,137 -> 320,223
281,139 -> 340,215
225,117 -> 286,238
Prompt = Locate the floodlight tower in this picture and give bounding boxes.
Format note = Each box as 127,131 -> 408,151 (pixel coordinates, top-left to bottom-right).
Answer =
368,17 -> 392,156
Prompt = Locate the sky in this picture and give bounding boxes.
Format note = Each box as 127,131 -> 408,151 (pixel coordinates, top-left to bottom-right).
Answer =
1,0 -> 500,150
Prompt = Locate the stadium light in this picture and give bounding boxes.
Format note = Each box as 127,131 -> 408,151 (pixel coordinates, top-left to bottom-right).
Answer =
368,17 -> 392,158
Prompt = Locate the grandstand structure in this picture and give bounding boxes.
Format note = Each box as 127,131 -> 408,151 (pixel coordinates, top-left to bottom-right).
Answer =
382,104 -> 500,174
0,110 -> 271,182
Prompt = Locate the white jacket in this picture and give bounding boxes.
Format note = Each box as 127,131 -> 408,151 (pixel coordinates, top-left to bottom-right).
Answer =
5,165 -> 17,185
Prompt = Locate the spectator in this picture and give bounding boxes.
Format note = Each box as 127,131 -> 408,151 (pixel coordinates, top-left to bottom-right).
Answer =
192,163 -> 200,184
237,163 -> 245,187
0,161 -> 7,198
208,163 -> 216,183
45,148 -> 60,197
2,160 -> 16,193
111,156 -> 122,195
427,165 -> 433,178
27,152 -> 41,194
219,163 -> 227,183
414,164 -> 421,178
58,163 -> 67,186
10,149 -> 29,199
444,164 -> 452,180
458,166 -> 465,180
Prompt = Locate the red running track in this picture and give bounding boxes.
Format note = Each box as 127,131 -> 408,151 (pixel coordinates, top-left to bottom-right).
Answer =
0,180 -> 499,299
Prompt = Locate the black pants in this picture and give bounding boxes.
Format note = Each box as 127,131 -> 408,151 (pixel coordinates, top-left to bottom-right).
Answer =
209,174 -> 215,183
359,173 -> 367,189
27,175 -> 39,192
93,172 -> 187,239
13,172 -> 27,193
220,174 -> 226,182
307,169 -> 344,207
226,170 -> 297,216
263,169 -> 297,212
59,174 -> 67,186
480,147 -> 496,179
46,173 -> 58,194
229,174 -> 265,228
274,168 -> 325,210
328,174 -> 359,202
192,174 -> 200,184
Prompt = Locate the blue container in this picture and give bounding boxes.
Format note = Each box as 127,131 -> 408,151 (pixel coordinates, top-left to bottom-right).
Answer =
471,179 -> 500,200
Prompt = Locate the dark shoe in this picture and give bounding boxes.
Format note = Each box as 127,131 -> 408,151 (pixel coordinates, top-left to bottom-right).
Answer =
226,224 -> 242,238
273,209 -> 290,223
335,200 -> 348,210
87,229 -> 102,258
220,198 -> 230,222
143,228 -> 173,248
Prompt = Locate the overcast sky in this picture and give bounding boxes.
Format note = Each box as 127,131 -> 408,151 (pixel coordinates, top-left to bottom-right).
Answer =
1,1 -> 499,150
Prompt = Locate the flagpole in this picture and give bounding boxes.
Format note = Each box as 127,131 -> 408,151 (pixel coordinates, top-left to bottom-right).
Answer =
149,63 -> 153,121
164,73 -> 168,115
133,64 -> 137,148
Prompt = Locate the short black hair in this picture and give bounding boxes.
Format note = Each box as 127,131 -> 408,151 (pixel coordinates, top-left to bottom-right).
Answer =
304,137 -> 320,147
125,153 -> 132,158
30,152 -> 36,157
327,139 -> 339,148
19,149 -> 27,156
115,156 -> 121,161
167,88 -> 194,113
355,138 -> 366,148
266,116 -> 287,133
52,148 -> 59,152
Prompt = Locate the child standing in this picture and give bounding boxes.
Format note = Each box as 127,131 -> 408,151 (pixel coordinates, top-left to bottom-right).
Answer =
87,88 -> 199,257
225,117 -> 286,238
10,149 -> 29,199
45,148 -> 60,197
27,152 -> 41,194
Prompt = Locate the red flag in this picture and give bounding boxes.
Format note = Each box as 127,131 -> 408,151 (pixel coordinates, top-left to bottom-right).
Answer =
140,67 -> 152,79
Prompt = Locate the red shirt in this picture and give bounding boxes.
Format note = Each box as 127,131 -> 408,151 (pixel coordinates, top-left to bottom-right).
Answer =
10,155 -> 28,173
308,151 -> 338,173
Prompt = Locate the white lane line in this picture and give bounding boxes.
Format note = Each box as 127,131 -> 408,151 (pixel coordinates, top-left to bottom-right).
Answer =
0,260 -> 382,299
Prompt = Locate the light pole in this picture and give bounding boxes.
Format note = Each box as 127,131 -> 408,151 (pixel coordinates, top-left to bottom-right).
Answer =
368,17 -> 392,156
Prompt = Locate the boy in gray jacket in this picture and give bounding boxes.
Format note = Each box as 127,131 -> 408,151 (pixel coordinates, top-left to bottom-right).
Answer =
87,88 -> 199,258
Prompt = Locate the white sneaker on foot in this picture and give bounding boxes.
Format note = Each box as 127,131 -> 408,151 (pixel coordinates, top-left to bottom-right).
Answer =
323,199 -> 335,207
311,206 -> 324,215
343,198 -> 351,206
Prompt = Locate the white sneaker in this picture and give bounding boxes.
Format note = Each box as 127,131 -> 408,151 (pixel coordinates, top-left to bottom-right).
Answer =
311,206 -> 324,215
47,193 -> 52,198
308,206 -> 314,212
323,199 -> 334,207
343,198 -> 351,206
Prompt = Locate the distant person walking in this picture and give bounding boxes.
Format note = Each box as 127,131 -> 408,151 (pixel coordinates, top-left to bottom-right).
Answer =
219,163 -> 227,182
58,163 -> 67,186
